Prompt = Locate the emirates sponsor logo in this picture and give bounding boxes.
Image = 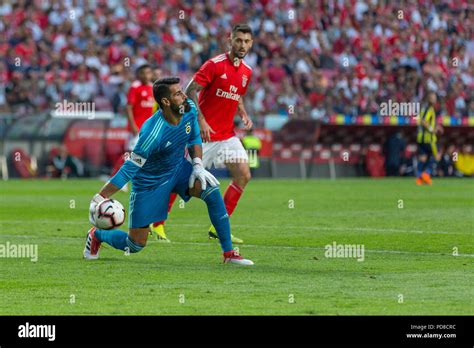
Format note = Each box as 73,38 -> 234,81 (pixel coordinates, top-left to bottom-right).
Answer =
216,85 -> 240,101
140,100 -> 155,108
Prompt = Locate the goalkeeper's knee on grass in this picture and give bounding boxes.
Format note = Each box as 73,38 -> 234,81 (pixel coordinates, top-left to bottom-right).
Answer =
95,229 -> 144,253
125,236 -> 144,253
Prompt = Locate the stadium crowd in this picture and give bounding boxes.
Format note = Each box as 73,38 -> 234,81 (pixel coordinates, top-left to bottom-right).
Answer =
0,0 -> 473,124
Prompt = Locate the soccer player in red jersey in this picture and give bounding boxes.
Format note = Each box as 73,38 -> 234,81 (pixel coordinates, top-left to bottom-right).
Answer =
183,23 -> 254,244
126,64 -> 155,142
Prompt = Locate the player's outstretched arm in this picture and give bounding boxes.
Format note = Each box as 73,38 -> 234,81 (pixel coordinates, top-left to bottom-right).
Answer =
238,96 -> 253,130
188,142 -> 203,160
185,79 -> 215,142
184,79 -> 204,118
88,182 -> 120,225
89,134 -> 150,225
98,181 -> 120,198
126,104 -> 139,135
420,117 -> 433,132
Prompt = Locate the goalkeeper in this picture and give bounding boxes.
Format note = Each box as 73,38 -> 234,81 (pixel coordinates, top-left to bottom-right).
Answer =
83,77 -> 253,266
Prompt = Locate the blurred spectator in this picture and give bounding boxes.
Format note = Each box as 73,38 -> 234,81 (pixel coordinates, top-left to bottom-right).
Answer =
454,145 -> 474,177
50,145 -> 84,178
400,153 -> 416,177
383,131 -> 406,176
437,144 -> 456,177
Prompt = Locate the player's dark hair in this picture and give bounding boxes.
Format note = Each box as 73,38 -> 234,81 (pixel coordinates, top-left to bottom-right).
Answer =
231,23 -> 253,38
136,64 -> 151,76
153,77 -> 180,108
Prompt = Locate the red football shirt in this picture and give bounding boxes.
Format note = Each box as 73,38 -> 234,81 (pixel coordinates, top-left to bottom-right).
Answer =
127,80 -> 154,131
193,52 -> 252,141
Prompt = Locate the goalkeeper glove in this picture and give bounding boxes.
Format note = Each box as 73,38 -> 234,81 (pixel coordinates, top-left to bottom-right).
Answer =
188,158 -> 219,191
89,193 -> 106,225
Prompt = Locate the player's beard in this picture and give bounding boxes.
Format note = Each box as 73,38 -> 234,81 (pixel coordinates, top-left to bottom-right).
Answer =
231,48 -> 247,67
234,48 -> 247,59
171,99 -> 191,116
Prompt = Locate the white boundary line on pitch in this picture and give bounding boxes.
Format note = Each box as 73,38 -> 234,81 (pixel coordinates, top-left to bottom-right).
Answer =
1,234 -> 473,258
0,220 -> 470,235
171,223 -> 469,236
172,241 -> 474,258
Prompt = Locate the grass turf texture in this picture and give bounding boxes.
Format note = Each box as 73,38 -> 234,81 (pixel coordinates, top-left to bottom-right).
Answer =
0,178 -> 472,315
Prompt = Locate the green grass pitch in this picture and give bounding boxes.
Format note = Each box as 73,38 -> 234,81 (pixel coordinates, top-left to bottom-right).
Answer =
0,178 -> 472,315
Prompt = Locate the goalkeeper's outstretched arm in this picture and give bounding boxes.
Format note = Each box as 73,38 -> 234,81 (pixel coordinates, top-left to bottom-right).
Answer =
88,163 -> 137,225
188,143 -> 203,161
89,151 -> 143,224
88,181 -> 121,225
98,181 -> 120,198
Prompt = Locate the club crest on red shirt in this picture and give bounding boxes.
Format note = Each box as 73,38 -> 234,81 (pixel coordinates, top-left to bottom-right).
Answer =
242,75 -> 248,87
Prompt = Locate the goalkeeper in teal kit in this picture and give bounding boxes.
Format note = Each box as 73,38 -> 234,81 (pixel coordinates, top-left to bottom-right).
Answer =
83,77 -> 253,265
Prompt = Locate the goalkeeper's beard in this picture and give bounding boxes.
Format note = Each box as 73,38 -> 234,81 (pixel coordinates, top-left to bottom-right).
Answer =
170,100 -> 191,117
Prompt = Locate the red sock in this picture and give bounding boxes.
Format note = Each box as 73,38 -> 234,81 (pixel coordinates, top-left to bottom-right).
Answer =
168,193 -> 178,212
152,193 -> 178,227
223,181 -> 243,216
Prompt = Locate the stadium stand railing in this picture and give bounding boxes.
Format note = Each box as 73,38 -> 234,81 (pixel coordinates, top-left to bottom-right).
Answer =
1,111 -> 473,179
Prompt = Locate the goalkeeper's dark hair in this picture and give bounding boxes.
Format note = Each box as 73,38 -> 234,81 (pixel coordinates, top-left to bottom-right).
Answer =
231,23 -> 253,38
153,77 -> 180,109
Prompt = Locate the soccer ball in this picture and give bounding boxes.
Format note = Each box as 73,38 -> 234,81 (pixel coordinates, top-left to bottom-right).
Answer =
93,199 -> 125,230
